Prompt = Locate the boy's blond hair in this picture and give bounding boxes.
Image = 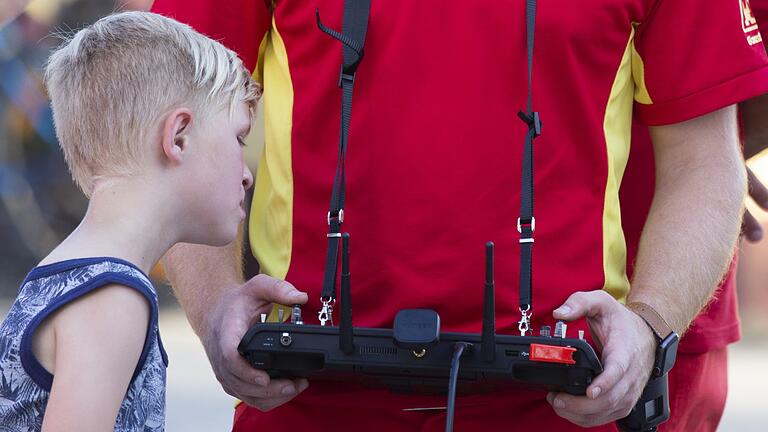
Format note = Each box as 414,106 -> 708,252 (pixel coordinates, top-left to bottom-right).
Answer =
45,11 -> 260,196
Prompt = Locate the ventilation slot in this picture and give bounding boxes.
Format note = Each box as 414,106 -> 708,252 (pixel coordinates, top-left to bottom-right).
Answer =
358,345 -> 397,356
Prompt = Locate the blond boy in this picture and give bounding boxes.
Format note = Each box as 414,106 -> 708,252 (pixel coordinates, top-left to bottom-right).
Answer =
0,11 -> 258,431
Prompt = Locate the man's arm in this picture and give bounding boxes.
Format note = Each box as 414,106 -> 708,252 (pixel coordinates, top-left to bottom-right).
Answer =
162,234 -> 310,411
162,241 -> 244,338
548,105 -> 745,427
632,104 -> 745,330
42,285 -> 149,431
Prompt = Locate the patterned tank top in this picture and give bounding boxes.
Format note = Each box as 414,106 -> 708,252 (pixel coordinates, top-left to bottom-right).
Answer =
0,258 -> 168,431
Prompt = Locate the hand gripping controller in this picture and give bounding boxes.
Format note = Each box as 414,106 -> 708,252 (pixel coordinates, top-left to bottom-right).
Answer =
239,238 -> 670,431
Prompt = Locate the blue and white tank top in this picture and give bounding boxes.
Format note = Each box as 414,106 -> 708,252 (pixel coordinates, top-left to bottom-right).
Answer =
0,258 -> 168,431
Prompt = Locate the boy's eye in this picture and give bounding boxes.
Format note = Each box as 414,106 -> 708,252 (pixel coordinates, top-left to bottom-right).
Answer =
237,136 -> 247,147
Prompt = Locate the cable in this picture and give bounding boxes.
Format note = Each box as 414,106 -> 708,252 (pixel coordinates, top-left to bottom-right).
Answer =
446,342 -> 470,432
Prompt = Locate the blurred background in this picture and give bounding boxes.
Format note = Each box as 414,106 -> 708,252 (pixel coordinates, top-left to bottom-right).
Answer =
0,1 -> 766,430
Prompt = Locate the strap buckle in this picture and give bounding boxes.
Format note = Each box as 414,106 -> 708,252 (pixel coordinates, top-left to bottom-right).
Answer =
327,209 -> 345,226
518,217 -> 535,244
517,217 -> 535,233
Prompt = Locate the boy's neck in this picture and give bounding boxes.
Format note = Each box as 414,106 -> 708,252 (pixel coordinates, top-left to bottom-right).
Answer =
41,180 -> 181,274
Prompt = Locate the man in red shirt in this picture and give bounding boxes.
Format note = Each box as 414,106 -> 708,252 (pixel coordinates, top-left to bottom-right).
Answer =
153,0 -> 768,429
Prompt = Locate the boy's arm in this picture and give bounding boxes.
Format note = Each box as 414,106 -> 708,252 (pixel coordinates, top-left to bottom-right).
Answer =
41,284 -> 150,432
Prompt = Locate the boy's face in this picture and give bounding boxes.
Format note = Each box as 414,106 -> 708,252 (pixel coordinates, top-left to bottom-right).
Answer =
183,101 -> 254,246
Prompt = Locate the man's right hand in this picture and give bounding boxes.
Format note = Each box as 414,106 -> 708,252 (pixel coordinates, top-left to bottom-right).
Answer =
203,274 -> 309,411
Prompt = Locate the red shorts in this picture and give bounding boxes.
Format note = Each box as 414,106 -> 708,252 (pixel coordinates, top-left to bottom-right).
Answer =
233,395 -> 618,431
660,348 -> 729,432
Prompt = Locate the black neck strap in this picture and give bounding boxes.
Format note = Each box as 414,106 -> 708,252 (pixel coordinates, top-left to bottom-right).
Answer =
316,1 -> 372,305
316,1 -> 540,330
516,0 -> 541,333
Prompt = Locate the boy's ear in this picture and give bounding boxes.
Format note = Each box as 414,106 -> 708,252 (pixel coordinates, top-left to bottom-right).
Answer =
161,108 -> 193,164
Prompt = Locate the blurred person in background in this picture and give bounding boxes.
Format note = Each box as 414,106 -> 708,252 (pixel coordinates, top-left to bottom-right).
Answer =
152,0 -> 768,431
0,1 -> 32,28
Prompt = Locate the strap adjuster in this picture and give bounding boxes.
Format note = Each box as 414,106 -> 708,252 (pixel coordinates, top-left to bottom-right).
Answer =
517,111 -> 542,137
338,65 -> 356,88
518,217 -> 535,244
328,209 -> 345,225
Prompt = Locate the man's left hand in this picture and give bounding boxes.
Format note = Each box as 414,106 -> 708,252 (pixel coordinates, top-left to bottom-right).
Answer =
546,290 -> 656,427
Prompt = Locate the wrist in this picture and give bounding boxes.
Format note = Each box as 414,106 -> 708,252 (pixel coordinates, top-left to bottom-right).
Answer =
626,302 -> 679,377
188,282 -> 240,338
625,302 -> 673,340
625,292 -> 685,336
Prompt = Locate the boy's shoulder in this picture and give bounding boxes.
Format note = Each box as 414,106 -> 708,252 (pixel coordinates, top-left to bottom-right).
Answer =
22,257 -> 155,298
9,258 -> 159,340
8,256 -> 158,348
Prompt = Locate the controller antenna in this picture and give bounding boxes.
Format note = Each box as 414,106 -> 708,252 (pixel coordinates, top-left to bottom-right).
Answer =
481,241 -> 496,362
339,232 -> 354,354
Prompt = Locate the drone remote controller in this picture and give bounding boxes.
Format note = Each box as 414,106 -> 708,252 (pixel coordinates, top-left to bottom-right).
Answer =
239,238 -> 669,431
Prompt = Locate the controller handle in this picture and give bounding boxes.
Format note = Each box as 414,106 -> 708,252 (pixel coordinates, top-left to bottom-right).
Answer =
617,374 -> 670,432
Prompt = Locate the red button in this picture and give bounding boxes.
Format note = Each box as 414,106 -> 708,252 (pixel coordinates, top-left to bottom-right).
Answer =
529,343 -> 577,365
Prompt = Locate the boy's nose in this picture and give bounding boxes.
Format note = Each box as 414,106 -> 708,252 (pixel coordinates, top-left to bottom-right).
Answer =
243,164 -> 254,190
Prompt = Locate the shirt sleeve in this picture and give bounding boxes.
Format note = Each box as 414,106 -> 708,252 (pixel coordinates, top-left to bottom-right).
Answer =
632,0 -> 768,125
150,0 -> 272,74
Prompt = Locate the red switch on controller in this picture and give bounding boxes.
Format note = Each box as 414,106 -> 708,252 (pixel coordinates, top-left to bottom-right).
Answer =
530,344 -> 577,365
